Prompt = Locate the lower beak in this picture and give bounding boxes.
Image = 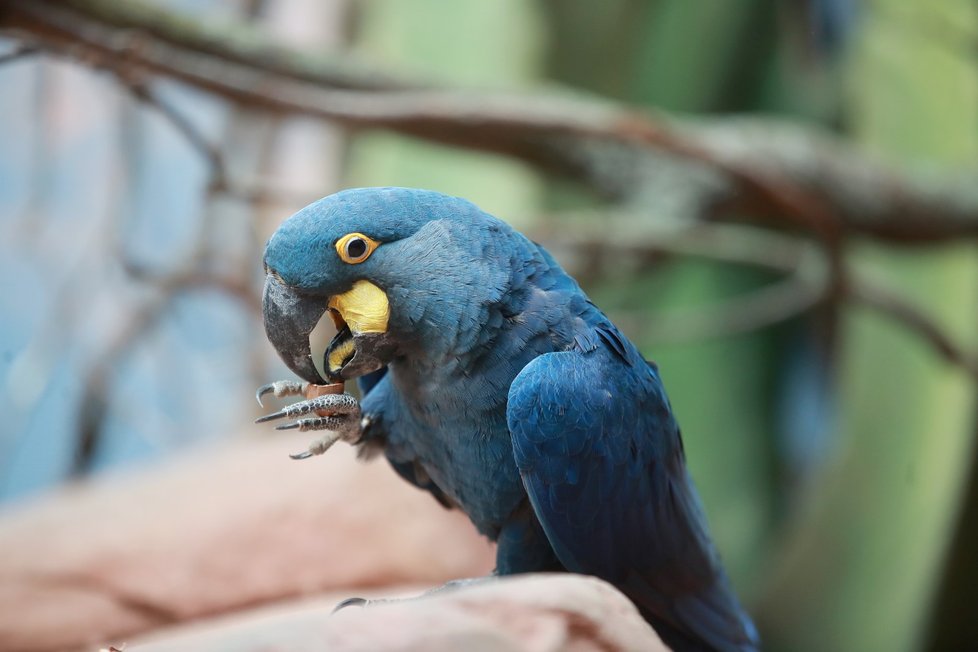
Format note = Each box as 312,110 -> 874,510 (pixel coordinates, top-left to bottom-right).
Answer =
262,274 -> 329,384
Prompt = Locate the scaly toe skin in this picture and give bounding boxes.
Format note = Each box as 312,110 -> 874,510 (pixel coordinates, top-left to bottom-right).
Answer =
277,415 -> 354,433
255,393 -> 360,424
286,416 -> 361,459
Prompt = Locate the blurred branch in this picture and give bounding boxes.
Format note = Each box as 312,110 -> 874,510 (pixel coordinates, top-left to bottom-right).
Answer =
539,219 -> 818,273
849,277 -> 978,381
74,296 -> 167,476
542,218 -> 978,371
0,41 -> 37,64
2,0 -> 977,244
73,265 -> 259,474
611,264 -> 826,344
120,77 -> 228,192
1,0 -> 975,429
540,220 -> 831,342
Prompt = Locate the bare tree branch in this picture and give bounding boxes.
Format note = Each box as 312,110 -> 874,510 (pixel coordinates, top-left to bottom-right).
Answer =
610,265 -> 828,344
1,0 -> 975,398
73,266 -> 259,474
0,41 -> 37,65
2,0 -> 977,244
539,221 -> 830,342
119,77 -> 228,192
849,277 -> 978,381
541,219 -> 978,369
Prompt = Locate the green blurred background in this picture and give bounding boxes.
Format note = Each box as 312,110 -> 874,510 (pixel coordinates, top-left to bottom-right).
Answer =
353,3 -> 978,648
1,1 -> 976,650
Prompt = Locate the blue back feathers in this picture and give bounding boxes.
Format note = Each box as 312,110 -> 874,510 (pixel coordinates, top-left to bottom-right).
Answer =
267,188 -> 759,652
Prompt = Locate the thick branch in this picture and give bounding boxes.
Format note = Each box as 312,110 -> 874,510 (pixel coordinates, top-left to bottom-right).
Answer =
2,0 -> 977,243
22,0 -> 415,91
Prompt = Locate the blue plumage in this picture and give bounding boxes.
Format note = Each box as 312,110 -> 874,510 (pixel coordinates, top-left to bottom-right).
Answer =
262,187 -> 759,651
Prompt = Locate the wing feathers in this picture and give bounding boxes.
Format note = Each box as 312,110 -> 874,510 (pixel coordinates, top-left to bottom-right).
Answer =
508,348 -> 758,652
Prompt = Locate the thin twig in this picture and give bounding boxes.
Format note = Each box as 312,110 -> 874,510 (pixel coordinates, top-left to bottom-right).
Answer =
73,265 -> 259,473
536,218 -> 816,273
222,181 -> 323,208
119,77 -> 228,192
608,269 -> 822,344
121,258 -> 260,313
849,276 -> 978,381
0,42 -> 38,65
73,297 -> 168,475
538,219 -> 831,342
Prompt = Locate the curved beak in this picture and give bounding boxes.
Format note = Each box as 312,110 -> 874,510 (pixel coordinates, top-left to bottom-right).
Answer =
262,273 -> 329,384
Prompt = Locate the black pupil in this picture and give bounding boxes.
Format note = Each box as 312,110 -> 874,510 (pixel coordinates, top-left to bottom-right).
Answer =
347,238 -> 367,259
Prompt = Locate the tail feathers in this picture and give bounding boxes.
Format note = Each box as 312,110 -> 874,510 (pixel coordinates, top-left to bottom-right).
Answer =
672,588 -> 759,652
626,574 -> 759,652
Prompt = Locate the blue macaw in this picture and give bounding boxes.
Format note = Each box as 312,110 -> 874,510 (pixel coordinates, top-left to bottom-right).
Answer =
257,187 -> 759,651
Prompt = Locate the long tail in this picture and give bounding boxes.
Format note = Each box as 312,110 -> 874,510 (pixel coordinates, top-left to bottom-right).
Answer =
628,571 -> 760,652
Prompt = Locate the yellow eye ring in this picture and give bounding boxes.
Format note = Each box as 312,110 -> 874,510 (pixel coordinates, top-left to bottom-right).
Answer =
335,232 -> 379,264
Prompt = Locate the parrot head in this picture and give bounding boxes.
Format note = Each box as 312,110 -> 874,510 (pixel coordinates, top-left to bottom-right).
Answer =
261,187 -> 506,383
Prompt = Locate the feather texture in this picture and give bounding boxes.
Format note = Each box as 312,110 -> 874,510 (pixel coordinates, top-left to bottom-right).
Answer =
264,187 -> 758,651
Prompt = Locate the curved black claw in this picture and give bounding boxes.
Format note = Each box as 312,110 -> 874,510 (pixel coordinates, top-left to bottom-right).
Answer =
256,408 -> 289,424
255,383 -> 276,408
290,450 -> 314,460
332,597 -> 369,613
277,422 -> 301,431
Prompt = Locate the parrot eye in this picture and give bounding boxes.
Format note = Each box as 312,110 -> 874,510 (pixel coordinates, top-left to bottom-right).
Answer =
336,232 -> 379,264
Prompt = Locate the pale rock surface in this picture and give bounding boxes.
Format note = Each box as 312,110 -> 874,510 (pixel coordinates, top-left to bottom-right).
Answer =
131,574 -> 668,652
0,432 -> 495,652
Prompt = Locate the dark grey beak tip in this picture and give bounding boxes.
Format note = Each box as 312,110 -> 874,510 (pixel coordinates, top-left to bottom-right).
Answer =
262,274 -> 329,384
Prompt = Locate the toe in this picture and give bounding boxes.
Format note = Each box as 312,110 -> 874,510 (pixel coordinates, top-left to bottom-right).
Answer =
332,597 -> 369,613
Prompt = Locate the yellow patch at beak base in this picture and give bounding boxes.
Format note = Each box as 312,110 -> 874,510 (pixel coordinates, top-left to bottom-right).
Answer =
327,280 -> 390,334
328,337 -> 357,373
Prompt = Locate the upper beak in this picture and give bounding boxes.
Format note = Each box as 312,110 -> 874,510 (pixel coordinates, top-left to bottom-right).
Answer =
262,273 -> 329,384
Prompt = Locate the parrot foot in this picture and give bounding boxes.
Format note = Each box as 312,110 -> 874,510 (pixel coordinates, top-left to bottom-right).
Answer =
287,427 -> 344,460
255,383 -> 362,460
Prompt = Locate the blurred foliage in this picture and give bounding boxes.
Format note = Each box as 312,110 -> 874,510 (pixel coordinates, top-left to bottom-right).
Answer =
339,2 -> 977,650
761,2 -> 978,650
542,0 -> 789,595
